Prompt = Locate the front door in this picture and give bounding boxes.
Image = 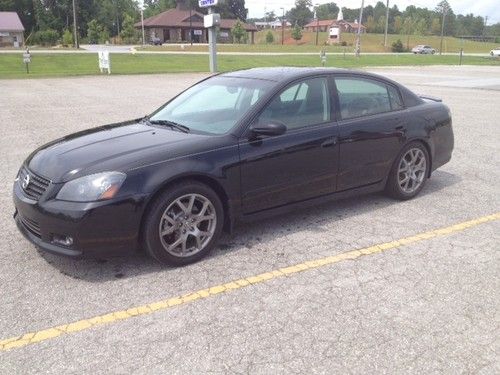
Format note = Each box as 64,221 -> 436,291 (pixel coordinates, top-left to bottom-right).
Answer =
239,76 -> 339,214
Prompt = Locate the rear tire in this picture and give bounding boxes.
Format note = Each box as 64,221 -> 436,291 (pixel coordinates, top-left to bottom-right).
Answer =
385,142 -> 430,200
143,181 -> 224,266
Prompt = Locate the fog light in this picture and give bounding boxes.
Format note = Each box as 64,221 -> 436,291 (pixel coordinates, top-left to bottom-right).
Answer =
52,234 -> 74,247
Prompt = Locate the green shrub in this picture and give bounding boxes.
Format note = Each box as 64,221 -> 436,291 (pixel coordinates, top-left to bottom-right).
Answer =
391,39 -> 404,53
340,41 -> 347,46
31,29 -> 60,46
99,28 -> 110,44
291,24 -> 302,43
265,30 -> 274,44
62,29 -> 73,47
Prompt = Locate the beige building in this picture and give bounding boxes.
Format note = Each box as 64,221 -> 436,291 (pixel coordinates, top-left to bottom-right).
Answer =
0,11 -> 25,47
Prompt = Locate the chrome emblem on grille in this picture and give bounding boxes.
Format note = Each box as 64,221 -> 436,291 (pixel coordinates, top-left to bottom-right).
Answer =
22,173 -> 30,189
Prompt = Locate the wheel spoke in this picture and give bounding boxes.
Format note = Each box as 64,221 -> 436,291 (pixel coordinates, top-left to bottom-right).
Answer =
186,195 -> 195,213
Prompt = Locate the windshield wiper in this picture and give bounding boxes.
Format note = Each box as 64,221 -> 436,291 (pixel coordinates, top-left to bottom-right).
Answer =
148,119 -> 190,133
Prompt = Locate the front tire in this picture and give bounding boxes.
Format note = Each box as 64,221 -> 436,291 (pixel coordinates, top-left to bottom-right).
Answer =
143,181 -> 224,266
385,142 -> 430,200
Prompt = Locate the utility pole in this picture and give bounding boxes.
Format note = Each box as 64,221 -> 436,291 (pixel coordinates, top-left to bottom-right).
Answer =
189,4 -> 193,45
72,0 -> 79,48
439,5 -> 447,55
208,7 -> 217,73
383,0 -> 389,47
355,0 -> 365,58
280,7 -> 285,45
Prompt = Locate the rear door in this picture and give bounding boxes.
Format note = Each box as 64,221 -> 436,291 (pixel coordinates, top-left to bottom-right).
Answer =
333,75 -> 406,191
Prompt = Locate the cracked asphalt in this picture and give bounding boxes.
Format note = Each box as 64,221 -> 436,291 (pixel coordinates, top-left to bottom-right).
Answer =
0,66 -> 499,374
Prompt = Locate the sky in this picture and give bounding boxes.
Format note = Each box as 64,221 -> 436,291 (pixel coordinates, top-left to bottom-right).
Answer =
247,0 -> 499,24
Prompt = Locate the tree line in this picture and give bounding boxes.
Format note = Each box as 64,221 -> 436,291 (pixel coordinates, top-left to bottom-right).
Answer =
0,0 -> 248,45
252,0 -> 499,38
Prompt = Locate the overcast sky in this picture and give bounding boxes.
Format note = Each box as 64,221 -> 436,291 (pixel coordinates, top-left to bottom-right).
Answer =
247,0 -> 499,24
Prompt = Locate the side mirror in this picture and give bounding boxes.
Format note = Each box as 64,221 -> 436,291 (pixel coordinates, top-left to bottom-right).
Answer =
250,121 -> 287,137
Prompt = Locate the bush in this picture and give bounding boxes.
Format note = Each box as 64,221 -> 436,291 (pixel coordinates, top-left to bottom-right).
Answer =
99,28 -> 110,44
340,41 -> 347,46
62,29 -> 73,47
31,29 -> 60,46
291,24 -> 302,43
87,19 -> 101,44
391,39 -> 404,53
265,30 -> 274,44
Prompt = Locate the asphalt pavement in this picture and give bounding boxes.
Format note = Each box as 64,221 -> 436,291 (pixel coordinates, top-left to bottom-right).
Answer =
0,66 -> 499,374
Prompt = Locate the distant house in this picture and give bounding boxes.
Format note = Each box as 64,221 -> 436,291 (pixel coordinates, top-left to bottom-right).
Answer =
0,11 -> 25,47
304,19 -> 366,33
254,20 -> 291,30
135,1 -> 257,44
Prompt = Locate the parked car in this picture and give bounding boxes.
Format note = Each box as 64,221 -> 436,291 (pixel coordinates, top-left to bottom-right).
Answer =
13,68 -> 454,266
490,48 -> 500,57
412,45 -> 436,54
150,36 -> 162,46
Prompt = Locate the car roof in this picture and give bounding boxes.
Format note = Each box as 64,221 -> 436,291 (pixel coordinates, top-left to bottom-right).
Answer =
220,67 -> 387,83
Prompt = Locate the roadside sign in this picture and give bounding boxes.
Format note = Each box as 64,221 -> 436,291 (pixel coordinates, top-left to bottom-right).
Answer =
199,0 -> 218,8
23,51 -> 31,74
98,51 -> 111,74
193,30 -> 202,36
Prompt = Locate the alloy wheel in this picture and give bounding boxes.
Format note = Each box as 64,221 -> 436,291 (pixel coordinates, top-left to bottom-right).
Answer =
158,193 -> 217,257
398,148 -> 427,194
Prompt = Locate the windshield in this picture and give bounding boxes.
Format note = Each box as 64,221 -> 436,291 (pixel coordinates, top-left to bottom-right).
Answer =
149,76 -> 274,135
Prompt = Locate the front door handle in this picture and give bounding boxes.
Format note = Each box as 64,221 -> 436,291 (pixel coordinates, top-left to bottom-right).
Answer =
321,137 -> 337,148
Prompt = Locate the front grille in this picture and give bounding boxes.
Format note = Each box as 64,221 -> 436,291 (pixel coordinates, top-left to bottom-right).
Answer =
19,215 -> 42,238
18,167 -> 50,201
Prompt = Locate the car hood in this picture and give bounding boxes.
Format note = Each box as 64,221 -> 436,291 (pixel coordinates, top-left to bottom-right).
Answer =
26,120 -> 210,183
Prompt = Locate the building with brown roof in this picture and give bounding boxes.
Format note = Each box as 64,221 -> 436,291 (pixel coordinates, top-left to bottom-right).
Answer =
0,11 -> 25,47
135,1 -> 257,44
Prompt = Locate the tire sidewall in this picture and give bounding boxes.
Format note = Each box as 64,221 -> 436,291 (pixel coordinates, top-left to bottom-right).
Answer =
143,182 -> 224,266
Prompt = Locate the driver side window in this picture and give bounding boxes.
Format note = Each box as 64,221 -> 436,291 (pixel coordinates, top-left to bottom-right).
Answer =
258,77 -> 330,130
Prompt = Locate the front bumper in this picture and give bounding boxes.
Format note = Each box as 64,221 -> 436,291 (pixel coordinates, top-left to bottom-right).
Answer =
13,182 -> 147,257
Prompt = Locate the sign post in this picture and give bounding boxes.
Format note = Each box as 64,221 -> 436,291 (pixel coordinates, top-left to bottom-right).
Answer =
23,49 -> 31,74
199,0 -> 220,73
98,51 -> 111,74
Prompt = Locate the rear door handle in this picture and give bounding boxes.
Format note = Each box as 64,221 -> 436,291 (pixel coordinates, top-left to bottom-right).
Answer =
321,137 -> 337,147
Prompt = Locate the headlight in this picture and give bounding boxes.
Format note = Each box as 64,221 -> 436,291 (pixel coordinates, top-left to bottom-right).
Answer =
56,172 -> 126,202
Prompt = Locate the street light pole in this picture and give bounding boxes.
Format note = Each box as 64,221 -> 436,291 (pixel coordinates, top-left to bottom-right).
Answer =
315,4 -> 319,46
72,0 -> 79,48
355,0 -> 365,57
439,6 -> 447,55
141,7 -> 145,46
383,0 -> 389,47
280,7 -> 285,45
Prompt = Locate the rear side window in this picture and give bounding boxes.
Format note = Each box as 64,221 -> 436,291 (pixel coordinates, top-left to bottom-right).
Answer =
335,77 -> 403,120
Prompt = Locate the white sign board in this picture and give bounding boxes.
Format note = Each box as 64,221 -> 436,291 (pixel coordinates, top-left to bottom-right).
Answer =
204,13 -> 220,28
98,51 -> 111,74
219,31 -> 229,38
23,52 -> 31,63
193,29 -> 203,36
199,0 -> 218,7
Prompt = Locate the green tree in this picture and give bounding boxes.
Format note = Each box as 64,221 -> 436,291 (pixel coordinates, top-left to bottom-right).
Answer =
87,19 -> 102,44
316,3 -> 339,20
120,14 -> 137,43
287,0 -> 313,28
430,17 -> 441,35
265,30 -> 274,44
291,24 -> 303,43
391,39 -> 404,52
231,20 -> 245,43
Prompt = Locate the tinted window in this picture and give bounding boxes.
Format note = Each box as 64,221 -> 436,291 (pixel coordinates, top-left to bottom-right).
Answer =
258,77 -> 330,130
387,85 -> 404,110
335,77 -> 392,120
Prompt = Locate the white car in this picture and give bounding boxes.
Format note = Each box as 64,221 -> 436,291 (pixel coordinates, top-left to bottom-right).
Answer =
490,48 -> 500,57
412,45 -> 436,54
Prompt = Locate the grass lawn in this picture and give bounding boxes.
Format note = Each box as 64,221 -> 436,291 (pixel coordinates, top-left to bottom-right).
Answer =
141,31 -> 500,54
0,52 -> 498,79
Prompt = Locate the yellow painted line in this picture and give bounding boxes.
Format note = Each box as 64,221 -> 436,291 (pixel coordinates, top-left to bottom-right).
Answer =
1,212 -> 499,352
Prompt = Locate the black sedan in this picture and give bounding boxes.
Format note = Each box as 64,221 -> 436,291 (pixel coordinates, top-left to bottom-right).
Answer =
13,68 -> 454,265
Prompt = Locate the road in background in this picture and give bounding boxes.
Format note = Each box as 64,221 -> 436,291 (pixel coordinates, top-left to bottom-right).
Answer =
0,66 -> 499,373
